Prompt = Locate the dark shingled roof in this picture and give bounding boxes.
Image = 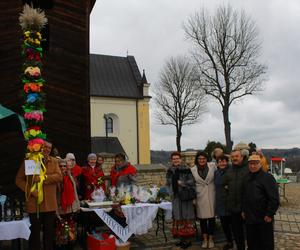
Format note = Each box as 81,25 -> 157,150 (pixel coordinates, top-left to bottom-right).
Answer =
90,54 -> 144,99
91,136 -> 127,156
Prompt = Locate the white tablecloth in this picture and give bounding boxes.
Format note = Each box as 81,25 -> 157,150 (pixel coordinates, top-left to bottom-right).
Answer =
121,203 -> 158,235
0,218 -> 31,240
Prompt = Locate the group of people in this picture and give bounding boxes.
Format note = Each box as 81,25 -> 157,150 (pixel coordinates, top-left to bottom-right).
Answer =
15,140 -> 137,250
14,139 -> 279,250
167,147 -> 279,250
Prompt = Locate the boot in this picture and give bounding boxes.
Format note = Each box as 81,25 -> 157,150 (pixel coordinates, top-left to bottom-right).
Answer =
201,234 -> 208,248
208,235 -> 215,249
223,242 -> 233,250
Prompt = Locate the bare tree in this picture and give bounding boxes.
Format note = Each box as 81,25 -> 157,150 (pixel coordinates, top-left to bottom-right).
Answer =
154,56 -> 206,152
184,5 -> 267,151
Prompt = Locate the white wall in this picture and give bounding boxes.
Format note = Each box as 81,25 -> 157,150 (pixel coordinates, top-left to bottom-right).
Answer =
90,97 -> 138,164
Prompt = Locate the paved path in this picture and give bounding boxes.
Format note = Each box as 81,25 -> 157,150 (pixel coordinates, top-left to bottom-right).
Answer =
274,211 -> 300,234
130,209 -> 300,250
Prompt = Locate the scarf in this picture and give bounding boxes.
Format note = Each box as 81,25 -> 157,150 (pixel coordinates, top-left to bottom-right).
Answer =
71,164 -> 82,178
110,162 -> 137,187
61,174 -> 75,212
197,164 -> 209,180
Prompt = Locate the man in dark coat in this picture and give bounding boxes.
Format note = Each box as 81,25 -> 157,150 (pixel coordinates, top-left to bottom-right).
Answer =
242,154 -> 279,250
222,149 -> 248,250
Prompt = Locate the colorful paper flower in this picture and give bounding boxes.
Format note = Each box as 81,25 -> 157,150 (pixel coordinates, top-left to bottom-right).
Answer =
24,83 -> 42,93
24,66 -> 41,77
24,31 -> 30,38
27,138 -> 44,152
24,110 -> 44,121
25,48 -> 41,61
27,126 -> 41,131
24,128 -> 46,140
26,93 -> 39,103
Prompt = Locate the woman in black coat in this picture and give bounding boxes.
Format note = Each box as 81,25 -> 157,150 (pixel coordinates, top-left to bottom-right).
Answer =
166,152 -> 196,249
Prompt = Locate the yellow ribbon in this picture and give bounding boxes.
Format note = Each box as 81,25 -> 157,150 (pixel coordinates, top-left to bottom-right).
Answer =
27,152 -> 47,205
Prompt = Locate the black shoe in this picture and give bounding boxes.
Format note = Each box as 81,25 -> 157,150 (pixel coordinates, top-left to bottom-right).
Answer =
180,241 -> 192,249
223,242 -> 234,250
175,241 -> 183,247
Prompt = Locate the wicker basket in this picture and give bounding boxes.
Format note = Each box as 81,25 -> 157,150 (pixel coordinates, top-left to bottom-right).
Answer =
116,241 -> 130,250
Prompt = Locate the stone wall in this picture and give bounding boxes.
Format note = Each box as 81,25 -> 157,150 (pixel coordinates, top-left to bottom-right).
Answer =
181,150 -> 197,168
135,164 -> 167,187
99,153 -> 167,187
100,153 -> 115,175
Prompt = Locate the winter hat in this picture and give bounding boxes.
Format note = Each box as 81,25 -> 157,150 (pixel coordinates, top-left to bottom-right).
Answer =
66,153 -> 75,160
234,142 -> 250,158
248,155 -> 260,162
87,153 -> 97,161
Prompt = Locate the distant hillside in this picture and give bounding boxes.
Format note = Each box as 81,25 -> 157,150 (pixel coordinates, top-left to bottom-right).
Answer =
151,150 -> 172,166
263,148 -> 300,158
151,148 -> 300,172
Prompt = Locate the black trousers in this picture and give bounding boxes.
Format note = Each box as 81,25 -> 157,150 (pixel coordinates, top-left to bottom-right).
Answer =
230,213 -> 245,250
220,216 -> 233,243
246,222 -> 274,250
29,212 -> 56,250
199,217 -> 216,236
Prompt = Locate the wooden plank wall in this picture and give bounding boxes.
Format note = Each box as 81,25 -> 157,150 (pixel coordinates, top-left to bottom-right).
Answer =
0,1 -> 93,168
43,0 -> 91,164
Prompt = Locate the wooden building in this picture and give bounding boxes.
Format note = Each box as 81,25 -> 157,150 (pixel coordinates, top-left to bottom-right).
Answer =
0,0 -> 96,168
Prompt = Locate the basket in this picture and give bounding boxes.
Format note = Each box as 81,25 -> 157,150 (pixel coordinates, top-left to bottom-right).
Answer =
116,241 -> 130,250
87,233 -> 116,250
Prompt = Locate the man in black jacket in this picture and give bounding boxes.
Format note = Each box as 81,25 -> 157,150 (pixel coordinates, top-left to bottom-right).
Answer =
242,154 -> 279,250
222,149 -> 249,250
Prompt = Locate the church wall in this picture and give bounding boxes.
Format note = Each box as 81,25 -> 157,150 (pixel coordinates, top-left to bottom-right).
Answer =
90,97 -> 138,164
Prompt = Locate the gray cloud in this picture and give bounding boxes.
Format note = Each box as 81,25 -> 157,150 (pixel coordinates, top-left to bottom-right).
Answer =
90,0 -> 300,150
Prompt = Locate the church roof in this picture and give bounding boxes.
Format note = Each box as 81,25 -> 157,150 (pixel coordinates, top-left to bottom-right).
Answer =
90,54 -> 145,99
91,136 -> 127,156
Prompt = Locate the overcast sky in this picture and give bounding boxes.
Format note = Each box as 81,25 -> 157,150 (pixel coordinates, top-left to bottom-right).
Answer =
90,0 -> 300,151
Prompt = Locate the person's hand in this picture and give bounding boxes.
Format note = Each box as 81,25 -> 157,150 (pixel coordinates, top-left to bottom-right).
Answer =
177,180 -> 184,186
241,212 -> 245,220
264,216 -> 272,223
31,190 -> 38,198
33,175 -> 40,183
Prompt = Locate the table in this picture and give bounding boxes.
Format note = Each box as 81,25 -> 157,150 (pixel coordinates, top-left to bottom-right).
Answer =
0,218 -> 31,240
0,218 -> 31,250
90,202 -> 172,242
277,179 -> 292,202
155,202 -> 172,242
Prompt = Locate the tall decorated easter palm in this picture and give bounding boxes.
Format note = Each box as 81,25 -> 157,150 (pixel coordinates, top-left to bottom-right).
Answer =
19,4 -> 48,211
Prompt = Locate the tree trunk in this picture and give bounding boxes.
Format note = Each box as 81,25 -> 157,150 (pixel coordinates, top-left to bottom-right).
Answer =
222,105 -> 233,152
176,128 -> 182,152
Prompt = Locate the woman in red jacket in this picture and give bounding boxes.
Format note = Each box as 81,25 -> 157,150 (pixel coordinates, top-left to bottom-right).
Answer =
110,153 -> 137,187
81,153 -> 106,200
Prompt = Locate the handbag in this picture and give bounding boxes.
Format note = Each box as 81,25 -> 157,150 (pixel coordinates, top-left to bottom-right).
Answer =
178,186 -> 196,201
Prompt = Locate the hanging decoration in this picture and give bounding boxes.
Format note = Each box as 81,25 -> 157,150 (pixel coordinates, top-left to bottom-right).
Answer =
19,4 -> 48,209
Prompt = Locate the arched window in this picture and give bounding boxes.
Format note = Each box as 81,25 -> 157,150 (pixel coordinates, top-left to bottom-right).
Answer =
105,117 -> 113,134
